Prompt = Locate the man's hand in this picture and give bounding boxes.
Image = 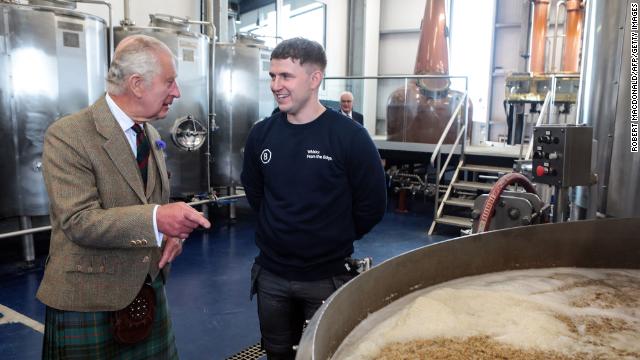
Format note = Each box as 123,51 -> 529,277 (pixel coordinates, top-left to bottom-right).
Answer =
157,202 -> 211,239
159,237 -> 184,269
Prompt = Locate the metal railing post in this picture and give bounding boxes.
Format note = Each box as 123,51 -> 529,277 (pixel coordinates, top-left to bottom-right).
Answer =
435,153 -> 441,218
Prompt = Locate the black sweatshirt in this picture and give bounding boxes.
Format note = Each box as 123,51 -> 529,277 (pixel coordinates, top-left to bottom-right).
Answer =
241,109 -> 387,281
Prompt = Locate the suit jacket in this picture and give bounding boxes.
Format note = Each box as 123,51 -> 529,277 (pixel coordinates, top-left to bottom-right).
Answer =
36,96 -> 171,312
352,111 -> 364,126
339,109 -> 364,126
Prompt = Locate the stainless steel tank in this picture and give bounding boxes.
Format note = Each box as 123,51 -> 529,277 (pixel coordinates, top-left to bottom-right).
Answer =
0,1 -> 107,218
296,217 -> 640,359
114,16 -> 211,199
212,35 -> 272,190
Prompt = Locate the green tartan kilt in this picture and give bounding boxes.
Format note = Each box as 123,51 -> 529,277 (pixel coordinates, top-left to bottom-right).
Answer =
42,277 -> 179,360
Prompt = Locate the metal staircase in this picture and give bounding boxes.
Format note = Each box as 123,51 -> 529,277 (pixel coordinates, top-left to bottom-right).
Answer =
424,89 -> 514,235
428,161 -> 513,235
424,82 -> 568,235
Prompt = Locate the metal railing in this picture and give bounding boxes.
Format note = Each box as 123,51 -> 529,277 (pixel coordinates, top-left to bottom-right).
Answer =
429,91 -> 469,222
524,91 -> 553,160
0,194 -> 244,240
430,91 -> 469,172
321,74 -> 469,227
322,74 -> 469,146
522,73 -> 580,160
323,75 -> 468,80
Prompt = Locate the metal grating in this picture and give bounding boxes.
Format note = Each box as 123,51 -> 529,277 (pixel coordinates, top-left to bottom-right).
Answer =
226,342 -> 266,360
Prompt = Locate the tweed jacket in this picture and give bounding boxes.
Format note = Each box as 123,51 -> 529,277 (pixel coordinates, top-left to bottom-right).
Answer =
37,96 -> 171,312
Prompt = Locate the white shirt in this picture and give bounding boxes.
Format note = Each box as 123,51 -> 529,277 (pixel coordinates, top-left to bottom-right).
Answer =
340,110 -> 353,118
105,94 -> 163,247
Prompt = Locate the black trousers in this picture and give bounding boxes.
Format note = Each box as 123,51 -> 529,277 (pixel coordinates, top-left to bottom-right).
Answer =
250,263 -> 354,360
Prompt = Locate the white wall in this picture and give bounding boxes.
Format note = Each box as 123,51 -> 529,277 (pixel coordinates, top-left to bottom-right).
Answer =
450,0 -> 495,125
362,0 -> 380,133
379,0 -> 425,30
324,0 -> 348,76
378,33 -> 419,75
378,0 -> 425,74
489,0 -> 524,139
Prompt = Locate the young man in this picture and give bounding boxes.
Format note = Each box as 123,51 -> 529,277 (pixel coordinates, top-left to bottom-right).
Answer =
339,90 -> 364,125
241,37 -> 386,360
38,35 -> 211,359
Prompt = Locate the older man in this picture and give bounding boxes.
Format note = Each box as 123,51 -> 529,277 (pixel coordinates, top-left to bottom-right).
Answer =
339,91 -> 364,125
37,34 -> 210,359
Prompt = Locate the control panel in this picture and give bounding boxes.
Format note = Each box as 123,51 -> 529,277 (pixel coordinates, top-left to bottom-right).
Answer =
532,125 -> 593,186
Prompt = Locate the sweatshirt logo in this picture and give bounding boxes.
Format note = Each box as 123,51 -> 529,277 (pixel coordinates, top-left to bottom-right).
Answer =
306,149 -> 333,161
260,149 -> 272,164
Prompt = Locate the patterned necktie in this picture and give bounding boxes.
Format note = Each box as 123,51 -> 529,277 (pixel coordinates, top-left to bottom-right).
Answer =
132,124 -> 150,188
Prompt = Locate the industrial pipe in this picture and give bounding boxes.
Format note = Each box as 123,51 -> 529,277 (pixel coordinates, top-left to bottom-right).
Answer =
74,0 -> 114,61
477,172 -> 537,232
561,0 -> 584,72
547,0 -> 584,73
530,0 -> 550,73
121,0 -> 133,26
202,0 -> 217,196
550,1 -> 566,73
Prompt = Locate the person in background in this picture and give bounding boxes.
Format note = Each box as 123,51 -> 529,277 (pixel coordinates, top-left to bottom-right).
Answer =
37,34 -> 211,359
338,90 -> 364,125
241,37 -> 386,360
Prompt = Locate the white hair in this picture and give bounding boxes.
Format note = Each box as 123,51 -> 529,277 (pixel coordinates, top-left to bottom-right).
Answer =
340,91 -> 354,100
106,34 -> 174,95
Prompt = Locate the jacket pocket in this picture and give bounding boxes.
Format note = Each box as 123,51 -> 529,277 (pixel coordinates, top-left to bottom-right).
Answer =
66,254 -> 118,274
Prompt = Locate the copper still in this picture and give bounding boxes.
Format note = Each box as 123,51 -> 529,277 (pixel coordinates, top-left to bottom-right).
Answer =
561,0 -> 584,73
530,0 -> 550,74
531,0 -> 584,73
386,0 -> 472,144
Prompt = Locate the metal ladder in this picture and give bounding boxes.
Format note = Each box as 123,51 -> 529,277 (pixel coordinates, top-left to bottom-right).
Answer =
425,87 -> 512,235
426,83 -> 561,235
428,161 -> 513,235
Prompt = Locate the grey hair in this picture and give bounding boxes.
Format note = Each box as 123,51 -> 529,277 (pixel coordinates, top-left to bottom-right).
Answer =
106,35 -> 174,95
340,91 -> 354,100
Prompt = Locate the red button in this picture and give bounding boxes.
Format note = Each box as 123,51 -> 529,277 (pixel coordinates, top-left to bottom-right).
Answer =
536,165 -> 546,177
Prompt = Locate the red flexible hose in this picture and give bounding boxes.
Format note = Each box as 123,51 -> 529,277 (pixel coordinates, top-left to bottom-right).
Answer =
477,173 -> 538,233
